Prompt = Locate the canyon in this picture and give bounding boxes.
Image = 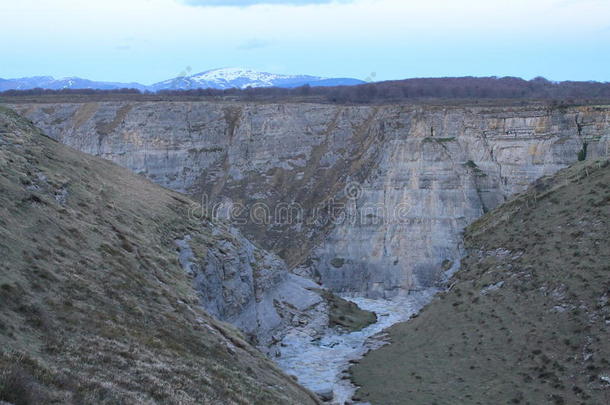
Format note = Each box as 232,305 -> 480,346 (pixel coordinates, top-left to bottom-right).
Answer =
2,100 -> 609,403
12,102 -> 610,299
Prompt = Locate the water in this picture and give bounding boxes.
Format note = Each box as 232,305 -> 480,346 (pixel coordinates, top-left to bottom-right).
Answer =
274,288 -> 439,404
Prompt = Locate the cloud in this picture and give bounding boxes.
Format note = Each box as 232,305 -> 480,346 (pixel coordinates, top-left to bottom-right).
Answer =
181,0 -> 347,6
237,38 -> 272,50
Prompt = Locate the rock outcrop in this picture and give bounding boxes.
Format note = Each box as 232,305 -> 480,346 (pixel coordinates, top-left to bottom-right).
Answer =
175,229 -> 327,351
12,102 -> 610,297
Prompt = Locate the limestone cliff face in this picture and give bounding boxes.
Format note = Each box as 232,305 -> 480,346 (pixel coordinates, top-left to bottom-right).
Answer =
174,227 -> 326,351
12,102 -> 610,297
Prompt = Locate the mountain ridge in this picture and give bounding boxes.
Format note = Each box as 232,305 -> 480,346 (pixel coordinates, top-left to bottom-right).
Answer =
0,68 -> 365,92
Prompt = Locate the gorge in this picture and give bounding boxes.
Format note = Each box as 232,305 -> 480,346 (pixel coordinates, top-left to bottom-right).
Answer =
3,100 -> 610,403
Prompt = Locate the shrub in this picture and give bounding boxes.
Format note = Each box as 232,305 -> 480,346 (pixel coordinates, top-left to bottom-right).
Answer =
577,142 -> 588,161
464,160 -> 478,169
0,364 -> 48,405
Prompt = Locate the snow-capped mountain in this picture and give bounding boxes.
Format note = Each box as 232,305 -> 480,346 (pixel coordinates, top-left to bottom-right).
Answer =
149,68 -> 365,91
0,68 -> 365,92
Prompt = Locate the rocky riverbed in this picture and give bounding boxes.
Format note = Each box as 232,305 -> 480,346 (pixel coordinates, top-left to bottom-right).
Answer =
273,288 -> 440,404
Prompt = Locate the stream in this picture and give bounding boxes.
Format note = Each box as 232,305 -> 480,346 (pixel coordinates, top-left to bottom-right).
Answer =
274,288 -> 440,404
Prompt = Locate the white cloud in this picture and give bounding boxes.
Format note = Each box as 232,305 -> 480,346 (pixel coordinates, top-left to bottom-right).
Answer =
4,0 -> 609,42
181,0 -> 345,5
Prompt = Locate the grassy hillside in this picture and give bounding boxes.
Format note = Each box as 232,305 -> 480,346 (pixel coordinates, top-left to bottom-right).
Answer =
0,107 -> 319,404
351,158 -> 610,404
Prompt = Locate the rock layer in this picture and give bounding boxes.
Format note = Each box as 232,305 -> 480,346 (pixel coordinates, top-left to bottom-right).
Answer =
12,102 -> 610,296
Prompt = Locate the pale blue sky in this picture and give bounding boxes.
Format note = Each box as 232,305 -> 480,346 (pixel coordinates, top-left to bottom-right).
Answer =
1,0 -> 608,83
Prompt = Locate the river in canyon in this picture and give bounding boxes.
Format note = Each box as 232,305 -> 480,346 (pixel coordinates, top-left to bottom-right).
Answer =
275,288 -> 440,404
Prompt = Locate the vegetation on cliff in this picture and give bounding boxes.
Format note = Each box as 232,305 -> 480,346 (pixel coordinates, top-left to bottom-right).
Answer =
351,158 -> 610,404
315,289 -> 377,332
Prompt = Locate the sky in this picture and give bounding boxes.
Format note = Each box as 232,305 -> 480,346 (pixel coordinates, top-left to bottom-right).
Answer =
1,0 -> 609,84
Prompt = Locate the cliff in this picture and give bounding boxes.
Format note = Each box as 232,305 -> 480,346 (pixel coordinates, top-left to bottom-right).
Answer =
0,106 -> 320,404
11,102 -> 610,297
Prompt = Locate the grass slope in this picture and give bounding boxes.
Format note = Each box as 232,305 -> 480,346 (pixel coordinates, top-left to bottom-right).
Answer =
0,107 -> 319,404
315,289 -> 377,332
351,159 -> 610,405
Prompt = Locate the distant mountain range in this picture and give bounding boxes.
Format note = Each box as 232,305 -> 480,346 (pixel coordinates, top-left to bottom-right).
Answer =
0,76 -> 148,92
0,68 -> 365,92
